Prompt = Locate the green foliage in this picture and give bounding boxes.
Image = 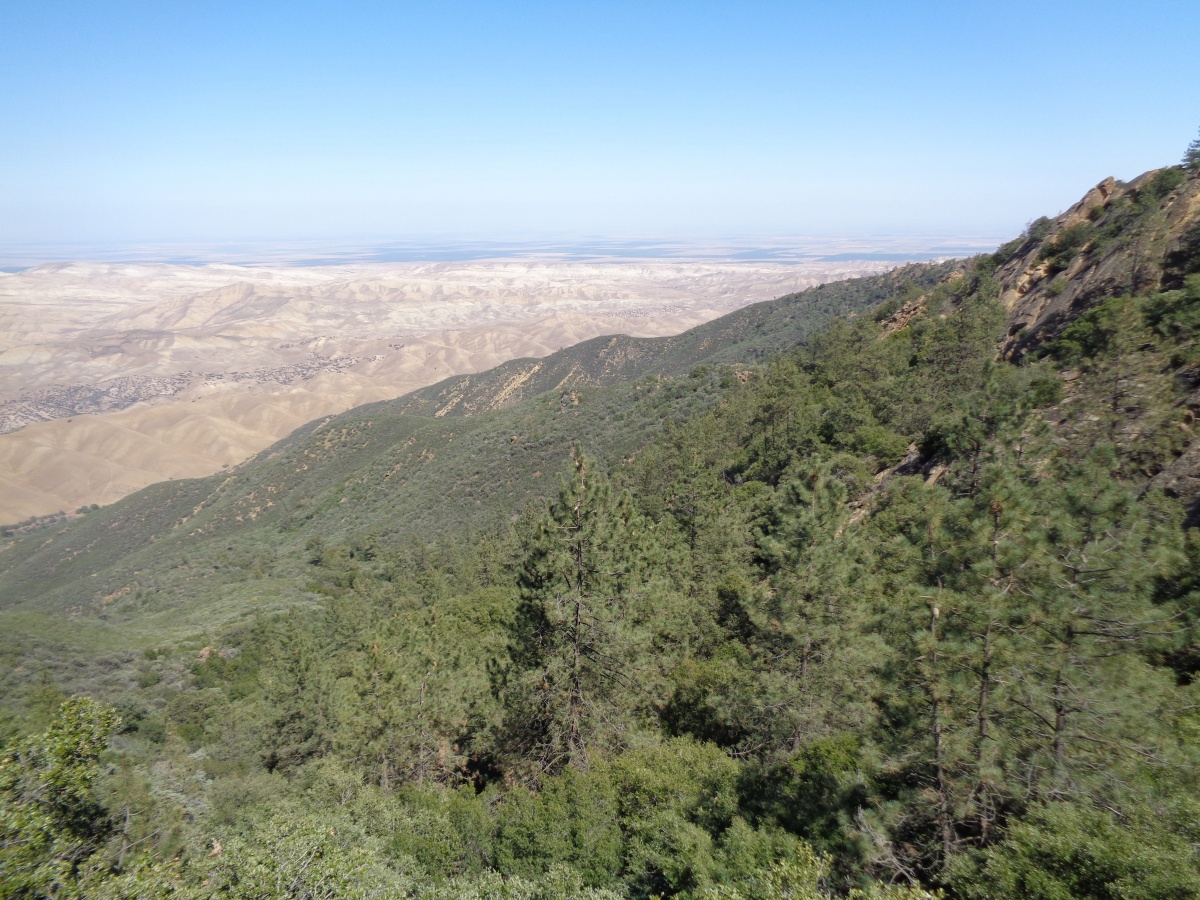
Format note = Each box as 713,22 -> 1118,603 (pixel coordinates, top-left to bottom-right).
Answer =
0,698 -> 120,898
990,237 -> 1025,267
1184,127 -> 1200,171
1164,221 -> 1200,286
419,865 -> 623,900
1047,294 -> 1130,364
492,769 -> 623,885
6,203 -> 1200,900
1025,216 -> 1053,242
1042,287 -> 1193,476
607,739 -> 741,894
200,812 -> 409,899
949,802 -> 1200,899
1144,166 -> 1185,199
1043,274 -> 1067,296
1037,222 -> 1094,274
495,448 -> 667,778
690,841 -> 829,900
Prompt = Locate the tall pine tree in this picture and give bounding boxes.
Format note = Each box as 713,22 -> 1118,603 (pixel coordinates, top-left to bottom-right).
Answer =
494,447 -> 661,781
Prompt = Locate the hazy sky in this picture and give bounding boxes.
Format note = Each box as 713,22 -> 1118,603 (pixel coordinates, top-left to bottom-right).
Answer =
2,0 -> 1198,247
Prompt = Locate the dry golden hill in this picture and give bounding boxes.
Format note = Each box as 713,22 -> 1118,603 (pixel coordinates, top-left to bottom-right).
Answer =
0,259 -> 896,523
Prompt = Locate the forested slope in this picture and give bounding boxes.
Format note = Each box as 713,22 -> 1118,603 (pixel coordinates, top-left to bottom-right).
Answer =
3,160 -> 1200,900
0,264 -> 951,624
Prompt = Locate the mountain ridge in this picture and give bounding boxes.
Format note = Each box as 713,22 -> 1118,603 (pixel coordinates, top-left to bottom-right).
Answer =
5,160 -> 1200,899
4,164 -> 1200,615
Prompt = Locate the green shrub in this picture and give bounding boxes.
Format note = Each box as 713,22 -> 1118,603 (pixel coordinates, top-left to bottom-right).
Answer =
492,770 -> 622,887
1045,274 -> 1067,296
1038,222 -> 1094,274
1025,216 -> 1053,242
849,425 -> 911,466
991,237 -> 1025,266
0,698 -> 121,899
1144,166 -> 1185,200
948,802 -> 1200,900
1026,374 -> 1064,407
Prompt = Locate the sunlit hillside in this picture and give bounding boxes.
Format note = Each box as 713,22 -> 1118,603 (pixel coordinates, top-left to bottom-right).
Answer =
4,160 -> 1200,898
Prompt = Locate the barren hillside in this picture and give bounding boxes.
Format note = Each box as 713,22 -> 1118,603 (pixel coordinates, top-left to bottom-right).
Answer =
0,258 -> 894,522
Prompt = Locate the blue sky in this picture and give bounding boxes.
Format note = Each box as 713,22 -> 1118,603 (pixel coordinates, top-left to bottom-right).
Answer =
1,0 -> 1198,248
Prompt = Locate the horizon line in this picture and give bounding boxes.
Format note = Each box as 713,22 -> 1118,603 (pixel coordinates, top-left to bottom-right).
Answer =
0,234 -> 1008,271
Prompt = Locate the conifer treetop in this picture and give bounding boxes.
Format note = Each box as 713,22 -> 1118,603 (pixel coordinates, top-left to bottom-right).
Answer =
1184,125 -> 1200,171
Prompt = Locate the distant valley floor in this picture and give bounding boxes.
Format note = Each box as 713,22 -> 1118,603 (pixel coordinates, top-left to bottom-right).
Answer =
0,257 -> 898,524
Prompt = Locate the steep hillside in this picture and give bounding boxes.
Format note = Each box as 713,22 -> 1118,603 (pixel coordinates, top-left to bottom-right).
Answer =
995,166 -> 1200,356
1,259 -> 894,523
987,166 -> 1200,512
5,162 -> 1200,900
0,263 -> 949,618
382,263 -> 953,418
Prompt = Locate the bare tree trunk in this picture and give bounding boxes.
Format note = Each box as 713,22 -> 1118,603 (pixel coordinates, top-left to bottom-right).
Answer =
928,605 -> 954,859
1052,670 -> 1067,767
569,590 -> 584,762
417,672 -> 428,784
975,620 -> 993,845
116,806 -> 131,869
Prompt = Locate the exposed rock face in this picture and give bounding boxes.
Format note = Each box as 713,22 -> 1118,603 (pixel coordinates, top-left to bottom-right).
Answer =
994,169 -> 1200,359
849,169 -> 1200,519
878,293 -> 929,337
986,166 -> 1200,518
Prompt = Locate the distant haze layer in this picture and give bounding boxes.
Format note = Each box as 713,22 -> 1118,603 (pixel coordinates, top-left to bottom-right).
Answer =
0,258 -> 896,524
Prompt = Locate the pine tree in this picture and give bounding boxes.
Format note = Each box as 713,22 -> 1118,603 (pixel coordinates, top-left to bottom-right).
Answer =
260,619 -> 331,773
750,460 -> 879,755
330,608 -> 467,790
495,447 -> 658,780
1183,126 -> 1200,172
1001,446 -> 1184,799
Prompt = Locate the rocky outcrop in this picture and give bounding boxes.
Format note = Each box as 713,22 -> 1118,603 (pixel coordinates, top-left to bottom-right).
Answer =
878,294 -> 929,337
994,169 -> 1200,359
986,166 -> 1200,519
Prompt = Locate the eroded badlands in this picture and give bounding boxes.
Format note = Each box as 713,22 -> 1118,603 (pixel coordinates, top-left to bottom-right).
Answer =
0,259 -> 894,524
